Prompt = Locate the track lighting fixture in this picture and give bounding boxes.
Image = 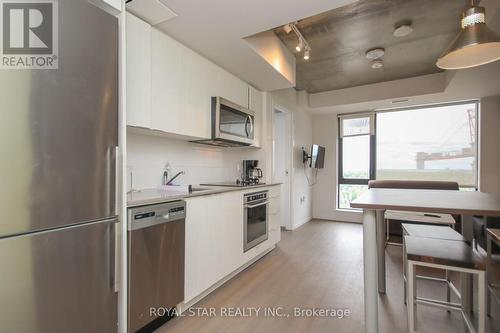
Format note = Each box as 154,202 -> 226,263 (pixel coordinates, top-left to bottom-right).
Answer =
283,23 -> 311,60
283,24 -> 292,34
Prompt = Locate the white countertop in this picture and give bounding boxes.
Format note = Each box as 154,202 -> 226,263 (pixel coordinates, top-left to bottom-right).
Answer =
127,183 -> 281,208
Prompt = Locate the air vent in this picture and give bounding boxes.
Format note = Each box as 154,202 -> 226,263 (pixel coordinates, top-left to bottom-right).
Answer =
126,0 -> 177,25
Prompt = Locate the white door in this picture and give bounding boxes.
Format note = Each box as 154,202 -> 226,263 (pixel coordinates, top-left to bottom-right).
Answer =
273,109 -> 292,229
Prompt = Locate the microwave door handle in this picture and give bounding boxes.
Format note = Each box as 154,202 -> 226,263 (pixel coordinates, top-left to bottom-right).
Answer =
248,115 -> 254,138
245,116 -> 250,137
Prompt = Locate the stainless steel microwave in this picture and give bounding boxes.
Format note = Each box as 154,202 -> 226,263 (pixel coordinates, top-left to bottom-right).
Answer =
191,97 -> 255,147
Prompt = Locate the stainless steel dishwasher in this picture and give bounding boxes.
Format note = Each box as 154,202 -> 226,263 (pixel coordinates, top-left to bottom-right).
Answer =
128,201 -> 185,333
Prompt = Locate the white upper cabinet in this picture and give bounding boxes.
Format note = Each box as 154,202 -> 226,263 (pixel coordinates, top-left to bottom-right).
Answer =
126,17 -> 251,140
126,13 -> 152,128
150,28 -> 249,139
249,86 -> 263,114
215,70 -> 249,108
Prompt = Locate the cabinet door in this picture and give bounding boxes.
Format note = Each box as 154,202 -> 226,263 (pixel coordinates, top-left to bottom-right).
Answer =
269,186 -> 281,243
151,29 -> 211,139
184,192 -> 243,302
215,70 -> 249,108
126,13 -> 151,128
151,29 -> 186,135
249,86 -> 263,114
184,51 -> 213,139
184,195 -> 214,302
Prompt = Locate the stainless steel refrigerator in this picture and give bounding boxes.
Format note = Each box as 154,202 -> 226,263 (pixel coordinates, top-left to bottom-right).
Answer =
0,0 -> 119,332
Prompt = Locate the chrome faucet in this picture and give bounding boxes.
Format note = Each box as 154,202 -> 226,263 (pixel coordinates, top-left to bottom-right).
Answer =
165,171 -> 185,185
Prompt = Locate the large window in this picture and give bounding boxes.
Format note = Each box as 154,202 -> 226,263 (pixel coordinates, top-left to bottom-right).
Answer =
338,102 -> 478,210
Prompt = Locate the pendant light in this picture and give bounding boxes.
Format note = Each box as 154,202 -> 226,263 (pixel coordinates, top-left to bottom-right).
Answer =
436,2 -> 500,70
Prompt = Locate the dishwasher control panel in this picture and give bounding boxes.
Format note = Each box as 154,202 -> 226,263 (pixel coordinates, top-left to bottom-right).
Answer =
128,201 -> 186,231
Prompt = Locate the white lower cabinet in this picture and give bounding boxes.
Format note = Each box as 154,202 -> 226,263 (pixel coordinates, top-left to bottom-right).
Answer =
269,186 -> 281,244
184,191 -> 243,303
184,185 -> 281,303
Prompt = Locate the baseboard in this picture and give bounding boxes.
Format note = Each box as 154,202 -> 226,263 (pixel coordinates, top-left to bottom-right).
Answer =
177,245 -> 276,314
290,216 -> 312,230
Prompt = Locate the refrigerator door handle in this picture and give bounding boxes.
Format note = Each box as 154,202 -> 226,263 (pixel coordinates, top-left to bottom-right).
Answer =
106,146 -> 120,217
114,146 -> 120,217
111,221 -> 121,293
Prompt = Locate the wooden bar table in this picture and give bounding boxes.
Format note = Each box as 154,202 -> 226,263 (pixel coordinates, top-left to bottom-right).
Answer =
351,188 -> 500,333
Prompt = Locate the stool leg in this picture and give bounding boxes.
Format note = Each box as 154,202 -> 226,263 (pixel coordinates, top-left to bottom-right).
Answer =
487,235 -> 492,317
403,237 -> 407,305
407,261 -> 416,332
446,269 -> 451,313
385,219 -> 389,248
478,271 -> 486,333
461,273 -> 473,314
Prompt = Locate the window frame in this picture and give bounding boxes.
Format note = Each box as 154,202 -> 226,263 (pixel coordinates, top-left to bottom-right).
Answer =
337,101 -> 479,210
337,114 -> 376,209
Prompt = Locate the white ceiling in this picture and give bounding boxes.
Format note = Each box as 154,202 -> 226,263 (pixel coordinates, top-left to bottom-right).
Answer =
155,0 -> 358,91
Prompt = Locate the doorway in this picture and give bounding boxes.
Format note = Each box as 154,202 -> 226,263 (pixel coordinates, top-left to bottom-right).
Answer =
273,107 -> 293,230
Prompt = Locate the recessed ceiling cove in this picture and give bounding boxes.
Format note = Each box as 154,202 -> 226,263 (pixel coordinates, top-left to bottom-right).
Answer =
273,0 -> 466,93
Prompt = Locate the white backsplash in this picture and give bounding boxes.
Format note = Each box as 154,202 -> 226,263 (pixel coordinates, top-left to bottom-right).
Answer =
127,130 -> 266,191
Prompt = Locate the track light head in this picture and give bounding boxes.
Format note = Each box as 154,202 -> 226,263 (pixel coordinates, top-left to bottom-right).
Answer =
304,48 -> 310,60
296,39 -> 304,52
283,24 -> 292,34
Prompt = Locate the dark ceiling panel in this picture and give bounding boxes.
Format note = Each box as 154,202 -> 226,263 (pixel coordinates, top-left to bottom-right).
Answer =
273,0 -> 466,93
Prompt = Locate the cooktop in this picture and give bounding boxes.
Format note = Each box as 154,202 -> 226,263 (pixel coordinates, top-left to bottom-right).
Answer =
200,181 -> 266,188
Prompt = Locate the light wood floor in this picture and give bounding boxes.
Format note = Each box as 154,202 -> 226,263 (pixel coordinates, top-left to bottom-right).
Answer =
156,220 -> 500,333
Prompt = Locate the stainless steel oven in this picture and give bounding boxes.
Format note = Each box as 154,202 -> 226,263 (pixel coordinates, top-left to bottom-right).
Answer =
244,191 -> 269,252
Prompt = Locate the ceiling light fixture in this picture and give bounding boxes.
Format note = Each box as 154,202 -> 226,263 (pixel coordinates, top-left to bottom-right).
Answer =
393,23 -> 413,38
295,38 -> 304,52
283,23 -> 311,60
371,59 -> 384,69
304,48 -> 310,60
365,48 -> 385,60
436,1 -> 500,70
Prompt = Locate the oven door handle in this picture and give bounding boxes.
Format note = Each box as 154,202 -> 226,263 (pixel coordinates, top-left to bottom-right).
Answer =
245,200 -> 269,209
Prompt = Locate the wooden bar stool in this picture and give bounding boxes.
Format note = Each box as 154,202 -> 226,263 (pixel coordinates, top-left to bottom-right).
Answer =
486,228 -> 500,316
402,223 -> 465,306
405,236 -> 486,333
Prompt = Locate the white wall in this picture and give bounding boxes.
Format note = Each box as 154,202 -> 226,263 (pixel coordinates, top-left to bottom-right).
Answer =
271,89 -> 314,229
479,95 -> 500,196
127,130 -> 267,190
311,62 -> 500,222
311,115 -> 362,222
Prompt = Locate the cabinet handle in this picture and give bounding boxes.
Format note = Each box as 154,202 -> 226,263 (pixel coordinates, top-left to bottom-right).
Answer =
245,201 -> 269,209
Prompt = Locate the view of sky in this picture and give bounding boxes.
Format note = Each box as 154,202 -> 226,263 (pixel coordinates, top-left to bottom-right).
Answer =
342,103 -> 477,173
377,103 -> 476,170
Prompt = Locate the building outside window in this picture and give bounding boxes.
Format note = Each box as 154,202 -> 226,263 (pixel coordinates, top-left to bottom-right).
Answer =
338,101 -> 478,210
